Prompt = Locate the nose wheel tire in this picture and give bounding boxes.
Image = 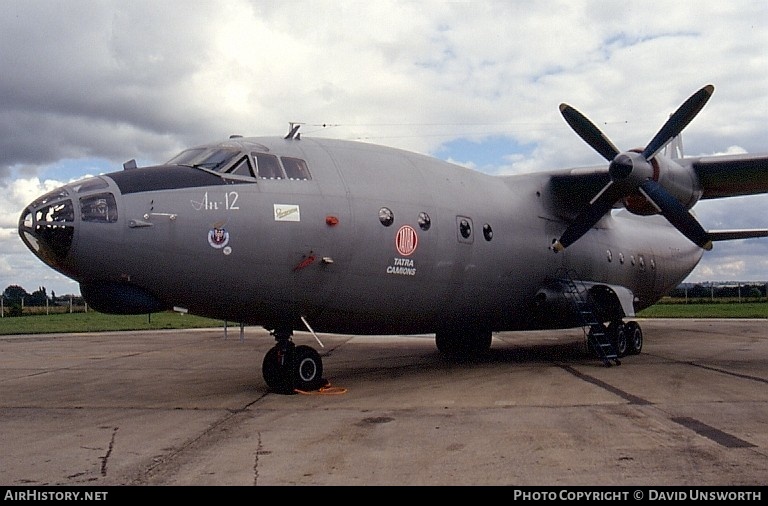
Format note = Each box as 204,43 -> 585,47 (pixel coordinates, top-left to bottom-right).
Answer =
293,345 -> 324,391
262,343 -> 325,394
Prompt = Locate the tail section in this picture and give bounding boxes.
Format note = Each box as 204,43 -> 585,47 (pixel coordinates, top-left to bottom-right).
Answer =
664,134 -> 684,159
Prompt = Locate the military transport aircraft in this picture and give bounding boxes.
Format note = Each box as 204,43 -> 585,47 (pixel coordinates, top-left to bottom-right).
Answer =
18,84 -> 768,394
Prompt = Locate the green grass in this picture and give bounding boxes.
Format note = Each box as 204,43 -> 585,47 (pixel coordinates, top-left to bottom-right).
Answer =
0,301 -> 766,336
0,310 -> 226,335
638,302 -> 768,318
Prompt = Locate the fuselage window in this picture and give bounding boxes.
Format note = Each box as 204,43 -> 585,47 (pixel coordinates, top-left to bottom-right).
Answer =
254,153 -> 285,179
457,216 -> 473,242
483,223 -> 493,241
418,212 -> 431,231
379,207 -> 394,226
281,157 -> 312,180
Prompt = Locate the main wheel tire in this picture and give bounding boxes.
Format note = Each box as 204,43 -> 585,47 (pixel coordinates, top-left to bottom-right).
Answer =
436,331 -> 460,357
608,321 -> 628,357
293,345 -> 324,391
262,346 -> 294,394
625,321 -> 643,355
436,329 -> 492,359
474,330 -> 493,353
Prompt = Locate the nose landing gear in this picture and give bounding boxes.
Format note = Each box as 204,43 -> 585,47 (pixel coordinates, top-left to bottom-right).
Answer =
262,328 -> 325,394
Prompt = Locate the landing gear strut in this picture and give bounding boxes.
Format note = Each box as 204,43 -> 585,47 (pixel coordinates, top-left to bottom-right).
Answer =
435,328 -> 492,360
262,328 -> 325,394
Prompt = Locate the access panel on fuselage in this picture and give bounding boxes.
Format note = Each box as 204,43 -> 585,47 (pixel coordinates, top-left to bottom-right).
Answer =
237,139 -> 354,323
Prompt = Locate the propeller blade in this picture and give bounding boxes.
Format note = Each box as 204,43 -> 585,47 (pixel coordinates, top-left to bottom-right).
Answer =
641,84 -> 714,160
554,85 -> 715,253
559,104 -> 620,162
553,181 -> 624,251
639,180 -> 713,250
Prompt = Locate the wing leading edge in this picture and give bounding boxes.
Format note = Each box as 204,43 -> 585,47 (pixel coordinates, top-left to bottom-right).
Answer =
690,153 -> 768,199
691,152 -> 768,242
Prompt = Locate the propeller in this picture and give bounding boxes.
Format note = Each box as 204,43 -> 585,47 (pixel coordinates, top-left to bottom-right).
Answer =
552,84 -> 715,253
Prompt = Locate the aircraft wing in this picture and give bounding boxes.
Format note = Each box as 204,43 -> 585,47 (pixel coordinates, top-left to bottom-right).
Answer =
545,167 -> 612,218
708,229 -> 768,241
690,152 -> 768,199
545,153 -> 768,219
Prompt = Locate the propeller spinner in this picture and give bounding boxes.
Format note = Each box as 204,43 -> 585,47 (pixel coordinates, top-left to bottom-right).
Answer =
552,84 -> 715,253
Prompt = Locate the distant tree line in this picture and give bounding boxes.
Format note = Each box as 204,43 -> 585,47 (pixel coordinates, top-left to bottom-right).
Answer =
668,283 -> 766,300
2,285 -> 84,316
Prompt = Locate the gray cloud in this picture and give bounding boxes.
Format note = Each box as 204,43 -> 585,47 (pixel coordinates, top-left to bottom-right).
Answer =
2,0 -> 767,295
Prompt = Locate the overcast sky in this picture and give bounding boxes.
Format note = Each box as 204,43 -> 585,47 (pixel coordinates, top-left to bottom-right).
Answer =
2,0 -> 767,297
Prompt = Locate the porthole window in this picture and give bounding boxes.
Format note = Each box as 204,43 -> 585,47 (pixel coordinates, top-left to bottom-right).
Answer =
630,255 -> 636,266
619,252 -> 625,264
418,212 -> 431,231
379,207 -> 394,227
606,249 -> 612,262
483,223 -> 493,241
456,216 -> 473,243
459,219 -> 471,238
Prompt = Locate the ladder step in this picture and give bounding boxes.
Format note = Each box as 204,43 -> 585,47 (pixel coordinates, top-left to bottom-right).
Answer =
559,269 -> 620,366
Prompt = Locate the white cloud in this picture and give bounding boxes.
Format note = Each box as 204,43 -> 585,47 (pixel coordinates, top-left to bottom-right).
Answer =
2,0 -> 767,295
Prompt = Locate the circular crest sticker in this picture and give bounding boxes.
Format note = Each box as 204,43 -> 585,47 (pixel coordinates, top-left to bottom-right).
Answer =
208,227 -> 230,249
395,225 -> 418,256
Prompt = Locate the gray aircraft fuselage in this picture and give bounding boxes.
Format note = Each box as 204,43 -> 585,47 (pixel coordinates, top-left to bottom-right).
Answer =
19,136 -> 700,336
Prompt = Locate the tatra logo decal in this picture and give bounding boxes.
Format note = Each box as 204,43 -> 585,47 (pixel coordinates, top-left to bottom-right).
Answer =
387,257 -> 416,276
395,225 -> 418,256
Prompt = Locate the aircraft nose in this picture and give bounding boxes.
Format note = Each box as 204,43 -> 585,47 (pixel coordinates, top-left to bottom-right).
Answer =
18,186 -> 77,272
18,176 -> 117,277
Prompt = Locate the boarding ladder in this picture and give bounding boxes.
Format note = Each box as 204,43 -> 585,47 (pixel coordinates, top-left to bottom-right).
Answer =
557,269 -> 620,367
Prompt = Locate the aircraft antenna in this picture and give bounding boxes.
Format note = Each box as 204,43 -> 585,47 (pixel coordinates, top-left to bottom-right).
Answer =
285,122 -> 301,140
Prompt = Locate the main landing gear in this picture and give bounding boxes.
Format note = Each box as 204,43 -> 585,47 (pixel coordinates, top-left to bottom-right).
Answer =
606,320 -> 644,358
262,328 -> 325,394
435,328 -> 493,360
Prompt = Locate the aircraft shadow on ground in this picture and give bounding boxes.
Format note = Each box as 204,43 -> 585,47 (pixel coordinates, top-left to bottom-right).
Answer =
313,335 -> 605,386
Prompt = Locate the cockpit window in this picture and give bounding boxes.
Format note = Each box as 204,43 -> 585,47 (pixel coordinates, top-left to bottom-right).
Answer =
166,148 -> 206,166
227,156 -> 255,177
254,153 -> 285,179
167,147 -> 312,180
191,148 -> 241,171
281,157 -> 312,180
80,193 -> 118,223
166,147 -> 240,172
71,176 -> 109,194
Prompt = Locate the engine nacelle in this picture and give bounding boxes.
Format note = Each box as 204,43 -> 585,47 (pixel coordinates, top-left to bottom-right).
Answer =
623,153 -> 703,216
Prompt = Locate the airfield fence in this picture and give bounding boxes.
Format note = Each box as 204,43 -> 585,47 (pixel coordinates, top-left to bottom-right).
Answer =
1,304 -> 89,318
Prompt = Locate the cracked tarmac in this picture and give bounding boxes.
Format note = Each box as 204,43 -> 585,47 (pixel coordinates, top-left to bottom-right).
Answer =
1,319 -> 767,486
